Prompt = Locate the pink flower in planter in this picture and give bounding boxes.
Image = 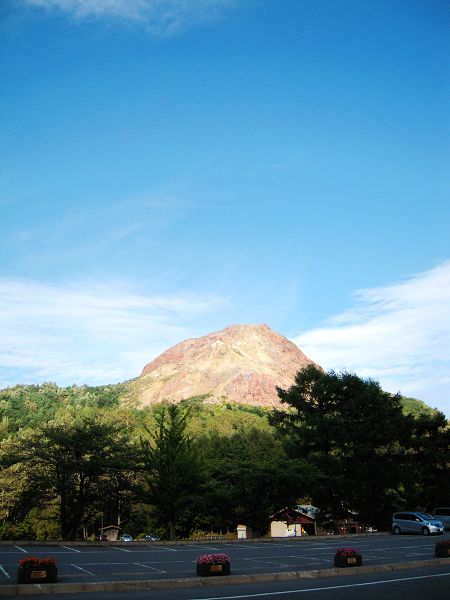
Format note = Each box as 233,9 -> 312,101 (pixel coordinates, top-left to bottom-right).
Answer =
197,553 -> 230,565
335,547 -> 359,557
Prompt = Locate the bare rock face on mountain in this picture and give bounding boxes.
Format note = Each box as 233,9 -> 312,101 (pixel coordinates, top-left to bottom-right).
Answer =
137,324 -> 319,408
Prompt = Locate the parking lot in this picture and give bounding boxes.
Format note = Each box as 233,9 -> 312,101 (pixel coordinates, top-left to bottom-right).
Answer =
1,533 -> 448,586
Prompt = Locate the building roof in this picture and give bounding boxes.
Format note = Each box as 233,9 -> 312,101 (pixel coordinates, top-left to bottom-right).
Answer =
269,507 -> 316,524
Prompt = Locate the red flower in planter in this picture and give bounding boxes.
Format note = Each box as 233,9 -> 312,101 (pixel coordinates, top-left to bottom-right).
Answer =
334,547 -> 362,568
335,547 -> 359,557
17,556 -> 58,584
19,557 -> 57,568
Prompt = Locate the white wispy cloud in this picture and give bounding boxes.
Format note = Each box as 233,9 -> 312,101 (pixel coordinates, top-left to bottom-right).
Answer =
19,0 -> 241,35
293,261 -> 450,415
0,278 -> 227,387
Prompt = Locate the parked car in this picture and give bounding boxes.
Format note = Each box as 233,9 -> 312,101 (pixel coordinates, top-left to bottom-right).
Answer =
142,533 -> 160,541
433,508 -> 450,531
392,512 -> 444,536
120,533 -> 133,542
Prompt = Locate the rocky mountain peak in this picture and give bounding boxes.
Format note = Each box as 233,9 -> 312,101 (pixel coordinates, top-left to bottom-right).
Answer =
137,323 -> 318,407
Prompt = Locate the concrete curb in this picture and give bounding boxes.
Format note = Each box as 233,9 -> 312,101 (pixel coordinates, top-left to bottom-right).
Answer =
1,557 -> 449,596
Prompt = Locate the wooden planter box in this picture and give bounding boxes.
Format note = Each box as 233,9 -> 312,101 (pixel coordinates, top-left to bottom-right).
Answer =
435,545 -> 450,557
17,564 -> 58,584
334,554 -> 362,568
196,562 -> 230,576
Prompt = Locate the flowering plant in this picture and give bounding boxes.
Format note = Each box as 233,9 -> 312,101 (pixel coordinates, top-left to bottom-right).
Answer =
335,547 -> 359,557
19,557 -> 57,568
435,540 -> 450,548
197,553 -> 230,565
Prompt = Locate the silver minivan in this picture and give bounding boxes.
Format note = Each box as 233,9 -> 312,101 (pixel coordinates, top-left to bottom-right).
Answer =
392,511 -> 444,536
433,507 -> 450,530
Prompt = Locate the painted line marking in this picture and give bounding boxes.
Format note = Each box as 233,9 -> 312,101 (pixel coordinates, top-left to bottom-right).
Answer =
189,571 -> 450,599
14,546 -> 27,553
241,554 -> 327,561
0,565 -> 11,579
73,561 -> 173,567
378,544 -> 436,551
75,561 -> 134,566
242,558 -> 290,567
134,562 -> 167,573
158,546 -> 178,552
286,556 -> 322,562
227,544 -> 268,548
111,571 -> 161,576
110,546 -> 132,552
63,545 -> 81,553
70,564 -> 95,576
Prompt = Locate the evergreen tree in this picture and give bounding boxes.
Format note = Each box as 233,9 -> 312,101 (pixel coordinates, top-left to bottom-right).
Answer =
271,365 -> 411,528
141,403 -> 201,539
406,411 -> 450,510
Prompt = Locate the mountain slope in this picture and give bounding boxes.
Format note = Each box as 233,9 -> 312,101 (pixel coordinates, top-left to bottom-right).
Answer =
135,323 -> 318,407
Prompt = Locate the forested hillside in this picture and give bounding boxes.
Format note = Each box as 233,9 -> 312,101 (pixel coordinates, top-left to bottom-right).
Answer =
0,370 -> 449,541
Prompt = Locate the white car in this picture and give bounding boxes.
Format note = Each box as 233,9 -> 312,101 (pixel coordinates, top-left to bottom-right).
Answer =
392,512 -> 444,536
120,533 -> 133,542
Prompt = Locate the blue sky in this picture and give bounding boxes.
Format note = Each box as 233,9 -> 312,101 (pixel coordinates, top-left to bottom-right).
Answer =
1,0 -> 449,415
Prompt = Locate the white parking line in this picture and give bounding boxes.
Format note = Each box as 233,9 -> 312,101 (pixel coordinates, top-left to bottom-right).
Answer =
286,555 -> 322,562
111,571 -> 161,576
379,544 -> 434,551
63,545 -> 81,553
242,558 -> 290,568
226,545 -> 263,550
110,546 -> 132,552
0,565 -> 11,579
71,564 -> 95,576
15,546 -> 27,553
241,554 -> 325,561
134,562 -> 167,573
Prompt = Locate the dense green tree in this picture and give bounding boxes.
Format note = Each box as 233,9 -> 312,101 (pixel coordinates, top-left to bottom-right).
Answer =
0,382 -> 128,434
195,428 -> 314,535
405,411 -> 450,510
0,376 -> 447,540
141,403 -> 202,539
271,365 -> 411,528
0,409 -> 135,539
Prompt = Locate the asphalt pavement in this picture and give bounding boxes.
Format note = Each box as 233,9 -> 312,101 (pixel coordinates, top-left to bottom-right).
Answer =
0,533 -> 449,597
